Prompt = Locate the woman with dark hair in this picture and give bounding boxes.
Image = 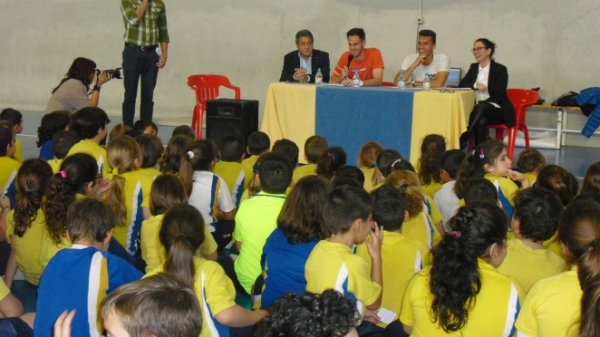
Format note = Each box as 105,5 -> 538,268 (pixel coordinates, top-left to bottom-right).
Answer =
459,38 -> 515,148
44,57 -> 113,113
399,202 -> 524,336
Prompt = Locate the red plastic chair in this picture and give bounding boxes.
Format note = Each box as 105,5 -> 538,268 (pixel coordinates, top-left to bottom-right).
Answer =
489,89 -> 539,160
187,74 -> 241,139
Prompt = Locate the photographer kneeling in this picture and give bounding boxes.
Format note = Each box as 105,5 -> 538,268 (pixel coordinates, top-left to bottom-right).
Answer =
45,57 -> 118,113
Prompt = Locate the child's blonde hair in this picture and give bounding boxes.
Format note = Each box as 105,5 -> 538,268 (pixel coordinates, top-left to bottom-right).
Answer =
105,135 -> 142,224
385,170 -> 423,218
357,141 -> 383,168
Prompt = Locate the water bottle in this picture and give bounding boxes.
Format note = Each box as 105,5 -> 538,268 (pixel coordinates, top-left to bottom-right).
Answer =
315,68 -> 323,85
352,70 -> 360,87
423,72 -> 431,90
397,71 -> 406,90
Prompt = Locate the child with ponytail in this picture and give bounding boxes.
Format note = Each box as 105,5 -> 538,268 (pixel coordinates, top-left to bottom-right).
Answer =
399,202 -> 524,336
417,134 -> 446,198
141,174 -> 218,273
105,135 -> 153,255
316,146 -> 347,181
2,159 -> 53,288
516,199 -> 600,337
147,204 -> 268,336
357,141 -> 382,192
454,139 -> 528,220
179,140 -> 235,250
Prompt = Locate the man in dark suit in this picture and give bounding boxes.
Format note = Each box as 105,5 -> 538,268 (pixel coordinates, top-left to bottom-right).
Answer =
279,30 -> 330,83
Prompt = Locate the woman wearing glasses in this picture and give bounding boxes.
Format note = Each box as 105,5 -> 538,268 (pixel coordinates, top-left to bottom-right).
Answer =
44,57 -> 112,113
459,39 -> 514,149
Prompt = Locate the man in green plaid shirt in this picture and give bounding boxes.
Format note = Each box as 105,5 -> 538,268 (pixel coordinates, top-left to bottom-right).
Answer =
120,0 -> 169,127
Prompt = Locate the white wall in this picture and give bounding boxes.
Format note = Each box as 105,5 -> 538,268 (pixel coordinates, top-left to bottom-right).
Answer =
1,0 -> 599,122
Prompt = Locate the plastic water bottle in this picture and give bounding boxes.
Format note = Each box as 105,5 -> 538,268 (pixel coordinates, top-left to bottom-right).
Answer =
423,72 -> 431,90
315,68 -> 323,85
352,70 -> 360,87
397,71 -> 406,90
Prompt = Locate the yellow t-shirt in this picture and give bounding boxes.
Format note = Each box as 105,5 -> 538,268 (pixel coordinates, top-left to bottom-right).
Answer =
292,164 -> 317,184
356,231 -> 429,327
420,182 -> 442,199
138,167 -> 161,181
213,161 -> 246,208
13,138 -> 23,162
360,166 -> 377,192
497,238 -> 567,292
485,173 -> 519,219
0,156 -> 20,209
400,259 -> 524,336
543,232 -> 568,262
0,278 -> 10,302
516,267 -> 581,337
47,158 -> 63,174
241,155 -> 259,189
403,210 -> 442,250
67,139 -> 111,178
146,257 -> 236,337
39,231 -> 71,270
305,240 -> 382,320
524,172 -> 537,187
111,170 -> 153,255
141,214 -> 218,273
6,208 -> 47,285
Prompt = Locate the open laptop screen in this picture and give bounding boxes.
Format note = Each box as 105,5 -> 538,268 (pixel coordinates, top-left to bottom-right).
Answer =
445,68 -> 462,87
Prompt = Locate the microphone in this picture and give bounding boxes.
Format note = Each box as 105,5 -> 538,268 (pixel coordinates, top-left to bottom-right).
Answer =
347,54 -> 354,70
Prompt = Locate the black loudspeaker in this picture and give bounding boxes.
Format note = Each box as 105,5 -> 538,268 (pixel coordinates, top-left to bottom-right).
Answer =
206,99 -> 258,150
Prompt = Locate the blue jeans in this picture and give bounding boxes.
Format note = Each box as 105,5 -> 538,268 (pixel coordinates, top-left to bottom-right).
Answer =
122,44 -> 160,127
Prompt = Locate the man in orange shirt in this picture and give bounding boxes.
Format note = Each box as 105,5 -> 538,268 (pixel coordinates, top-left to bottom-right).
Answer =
331,28 -> 384,87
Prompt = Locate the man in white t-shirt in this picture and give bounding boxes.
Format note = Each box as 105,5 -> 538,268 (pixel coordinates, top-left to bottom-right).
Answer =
394,30 -> 450,88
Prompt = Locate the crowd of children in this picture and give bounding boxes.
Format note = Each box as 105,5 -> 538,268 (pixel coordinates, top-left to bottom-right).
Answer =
2,105 -> 600,337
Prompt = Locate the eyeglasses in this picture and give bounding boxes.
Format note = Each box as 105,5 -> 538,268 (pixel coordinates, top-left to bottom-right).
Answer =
439,89 -> 455,93
471,47 -> 487,52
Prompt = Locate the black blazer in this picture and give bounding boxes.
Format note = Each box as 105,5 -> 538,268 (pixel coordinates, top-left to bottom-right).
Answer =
459,60 -> 516,126
279,49 -> 330,83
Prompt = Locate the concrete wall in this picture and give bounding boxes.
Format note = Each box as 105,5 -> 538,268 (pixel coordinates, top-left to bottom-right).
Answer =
1,0 -> 599,123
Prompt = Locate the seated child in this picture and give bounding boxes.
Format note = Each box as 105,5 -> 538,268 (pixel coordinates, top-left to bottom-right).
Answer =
160,135 -> 194,175
0,122 -> 20,206
292,135 -> 328,183
357,141 -> 382,192
66,107 -> 112,177
37,110 -> 70,160
135,133 -> 163,180
141,174 -> 217,273
255,290 -> 360,337
47,130 -> 80,173
316,146 -> 347,181
148,204 -> 267,335
417,134 -> 446,198
4,159 -> 53,288
497,187 -> 567,292
580,161 -> 600,195
100,274 -> 202,337
515,148 -> 545,186
241,131 -> 270,188
171,124 -> 195,139
356,185 -> 429,328
213,135 -> 247,208
180,140 -> 236,250
305,185 -> 383,323
132,119 -> 158,137
234,153 -> 291,294
0,108 -> 23,162
433,149 -> 466,229
34,198 -> 143,336
272,138 -> 300,171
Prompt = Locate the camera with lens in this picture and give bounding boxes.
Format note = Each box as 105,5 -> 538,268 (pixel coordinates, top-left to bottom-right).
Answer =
96,68 -> 122,79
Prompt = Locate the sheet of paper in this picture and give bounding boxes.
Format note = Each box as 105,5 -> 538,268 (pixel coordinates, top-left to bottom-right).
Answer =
377,307 -> 398,325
